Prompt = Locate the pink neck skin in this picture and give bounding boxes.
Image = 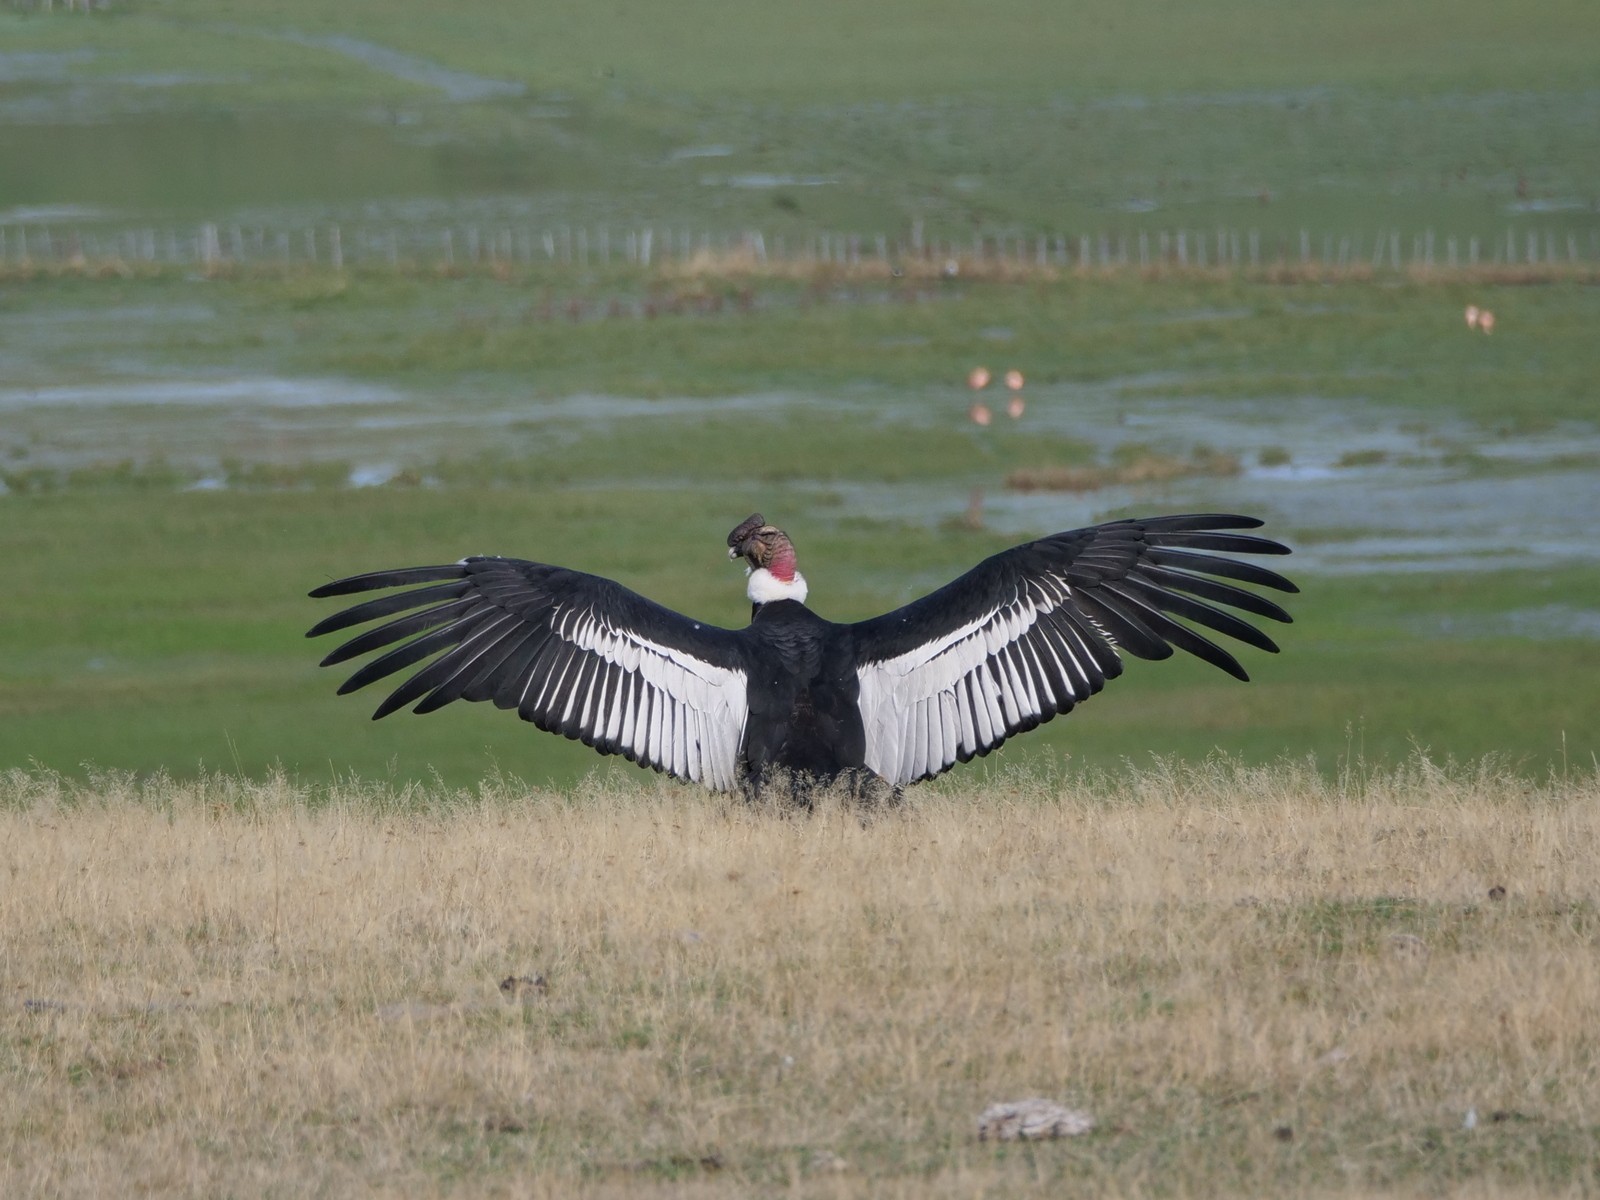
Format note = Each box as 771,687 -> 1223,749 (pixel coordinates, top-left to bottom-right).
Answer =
767,544 -> 797,582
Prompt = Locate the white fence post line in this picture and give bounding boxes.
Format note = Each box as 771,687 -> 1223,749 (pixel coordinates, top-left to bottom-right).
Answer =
17,221 -> 1591,278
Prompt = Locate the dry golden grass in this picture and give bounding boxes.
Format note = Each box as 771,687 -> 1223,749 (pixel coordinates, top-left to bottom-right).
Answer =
656,248 -> 1600,288
4,758 -> 1598,1197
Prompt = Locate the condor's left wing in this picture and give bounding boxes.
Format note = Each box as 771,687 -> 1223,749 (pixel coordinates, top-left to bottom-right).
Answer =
848,514 -> 1296,786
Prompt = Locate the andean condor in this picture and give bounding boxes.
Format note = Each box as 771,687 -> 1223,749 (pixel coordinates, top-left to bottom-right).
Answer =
308,512 -> 1296,801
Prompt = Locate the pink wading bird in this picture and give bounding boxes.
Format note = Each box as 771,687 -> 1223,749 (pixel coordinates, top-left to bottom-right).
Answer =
1477,310 -> 1496,335
968,366 -> 994,424
1004,369 -> 1026,419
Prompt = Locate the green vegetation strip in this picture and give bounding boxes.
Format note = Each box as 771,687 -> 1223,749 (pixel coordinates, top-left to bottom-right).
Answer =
2,486 -> 1596,786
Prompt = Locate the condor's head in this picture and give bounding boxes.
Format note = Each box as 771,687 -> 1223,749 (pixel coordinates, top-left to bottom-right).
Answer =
727,513 -> 809,607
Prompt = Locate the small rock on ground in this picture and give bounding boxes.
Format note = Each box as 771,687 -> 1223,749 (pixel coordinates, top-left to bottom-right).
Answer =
977,1098 -> 1095,1141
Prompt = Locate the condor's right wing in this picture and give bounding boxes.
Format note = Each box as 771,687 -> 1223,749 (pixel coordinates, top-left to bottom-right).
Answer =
308,557 -> 752,791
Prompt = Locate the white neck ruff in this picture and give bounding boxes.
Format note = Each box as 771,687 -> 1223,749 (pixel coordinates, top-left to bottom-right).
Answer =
747,566 -> 808,605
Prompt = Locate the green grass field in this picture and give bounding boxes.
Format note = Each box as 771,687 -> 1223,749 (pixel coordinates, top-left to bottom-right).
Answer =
3,415 -> 1598,789
7,269 -> 1600,414
4,1 -> 1598,238
3,262 -> 1599,788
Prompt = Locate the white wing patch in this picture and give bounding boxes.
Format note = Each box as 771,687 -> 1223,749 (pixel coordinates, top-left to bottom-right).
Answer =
529,603 -> 748,791
855,574 -> 1111,786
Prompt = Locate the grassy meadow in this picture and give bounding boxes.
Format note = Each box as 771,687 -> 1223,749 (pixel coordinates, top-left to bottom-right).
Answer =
4,760 -> 1598,1197
5,268 -> 1599,418
4,1 -> 1599,237
3,476 -> 1600,789
4,271 -> 1600,786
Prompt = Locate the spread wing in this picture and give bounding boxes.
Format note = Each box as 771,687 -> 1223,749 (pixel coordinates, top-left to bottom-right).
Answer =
307,558 -> 751,791
850,514 -> 1296,786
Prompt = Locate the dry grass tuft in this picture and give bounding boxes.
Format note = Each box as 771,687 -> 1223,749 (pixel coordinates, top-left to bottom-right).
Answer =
3,758 -> 1598,1196
5,253 -> 1599,292
1007,446 -> 1242,493
655,249 -> 1600,288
